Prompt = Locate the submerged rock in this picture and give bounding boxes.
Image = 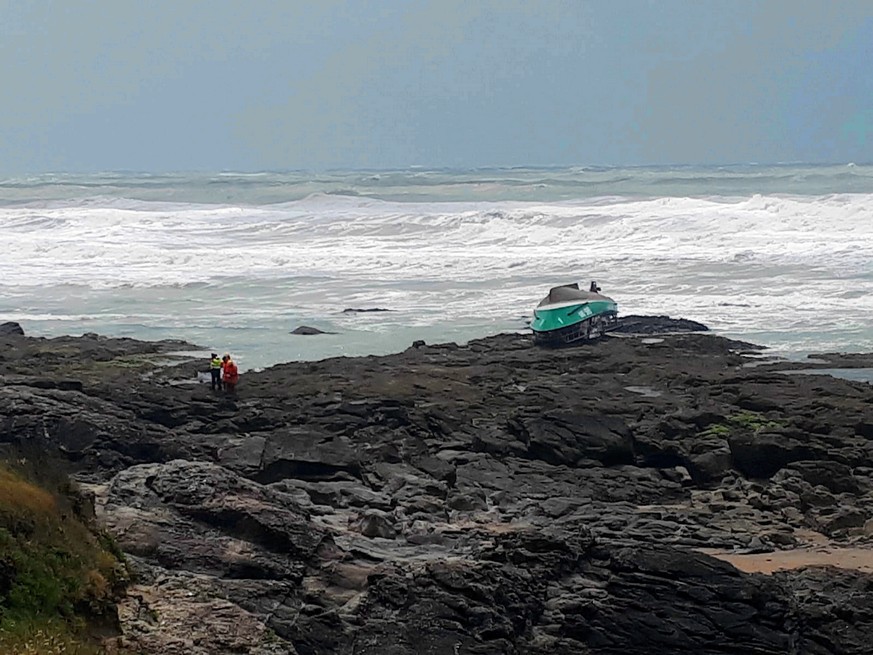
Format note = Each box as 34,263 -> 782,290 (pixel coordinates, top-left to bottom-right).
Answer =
290,325 -> 336,335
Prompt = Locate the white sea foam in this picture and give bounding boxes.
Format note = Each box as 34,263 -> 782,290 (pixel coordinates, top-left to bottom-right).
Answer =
4,192 -> 871,283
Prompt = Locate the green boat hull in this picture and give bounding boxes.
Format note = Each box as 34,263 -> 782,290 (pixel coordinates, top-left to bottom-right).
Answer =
531,284 -> 619,346
531,299 -> 618,333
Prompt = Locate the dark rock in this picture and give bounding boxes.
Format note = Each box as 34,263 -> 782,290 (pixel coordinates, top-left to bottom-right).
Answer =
688,448 -> 733,482
776,568 -> 873,654
736,392 -> 784,412
342,308 -> 391,313
811,506 -> 868,535
856,421 -> 873,438
729,431 -> 820,478
247,428 -> 361,485
612,315 -> 709,334
352,510 -> 397,538
290,325 -> 336,335
787,460 -> 861,494
447,493 -> 485,511
564,545 -> 794,653
514,412 -> 635,466
0,321 -> 24,336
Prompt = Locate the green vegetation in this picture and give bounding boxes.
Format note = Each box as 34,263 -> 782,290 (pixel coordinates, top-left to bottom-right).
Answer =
728,410 -> 786,432
697,411 -> 787,440
697,423 -> 732,439
93,354 -> 155,369
0,462 -> 128,654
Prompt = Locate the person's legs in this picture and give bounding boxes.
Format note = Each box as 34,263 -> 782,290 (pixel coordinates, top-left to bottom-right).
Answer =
211,369 -> 221,390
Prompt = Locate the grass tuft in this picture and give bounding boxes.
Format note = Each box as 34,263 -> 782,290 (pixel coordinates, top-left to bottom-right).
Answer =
0,467 -> 57,516
696,411 -> 787,440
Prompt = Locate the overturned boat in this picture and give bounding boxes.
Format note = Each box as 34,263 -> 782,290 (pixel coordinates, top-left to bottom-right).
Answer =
531,281 -> 618,346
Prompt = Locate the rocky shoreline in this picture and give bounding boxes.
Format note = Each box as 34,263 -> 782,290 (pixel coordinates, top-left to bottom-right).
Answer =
2,320 -> 873,654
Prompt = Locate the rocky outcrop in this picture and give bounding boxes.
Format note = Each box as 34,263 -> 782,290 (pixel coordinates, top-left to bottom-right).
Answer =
613,314 -> 709,334
2,328 -> 873,653
0,321 -> 24,336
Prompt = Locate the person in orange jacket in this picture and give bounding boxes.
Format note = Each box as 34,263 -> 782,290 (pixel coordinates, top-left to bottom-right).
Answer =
222,353 -> 240,393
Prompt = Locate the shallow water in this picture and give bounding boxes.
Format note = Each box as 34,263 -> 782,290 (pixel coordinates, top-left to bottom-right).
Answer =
778,368 -> 873,384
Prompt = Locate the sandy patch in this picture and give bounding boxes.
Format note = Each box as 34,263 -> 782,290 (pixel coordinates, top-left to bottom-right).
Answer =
703,547 -> 873,574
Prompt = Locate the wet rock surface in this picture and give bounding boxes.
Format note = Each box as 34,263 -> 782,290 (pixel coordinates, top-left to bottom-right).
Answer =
2,327 -> 873,653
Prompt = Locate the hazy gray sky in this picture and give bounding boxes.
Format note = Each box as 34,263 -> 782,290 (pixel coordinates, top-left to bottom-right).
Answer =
1,0 -> 871,172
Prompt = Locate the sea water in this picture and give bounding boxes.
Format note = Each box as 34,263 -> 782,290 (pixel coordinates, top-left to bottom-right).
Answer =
2,164 -> 872,371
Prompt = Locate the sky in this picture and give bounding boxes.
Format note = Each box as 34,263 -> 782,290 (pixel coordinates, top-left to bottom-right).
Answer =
1,0 -> 872,172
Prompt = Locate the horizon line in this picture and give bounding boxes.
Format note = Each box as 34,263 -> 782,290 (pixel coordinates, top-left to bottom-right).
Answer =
1,160 -> 871,177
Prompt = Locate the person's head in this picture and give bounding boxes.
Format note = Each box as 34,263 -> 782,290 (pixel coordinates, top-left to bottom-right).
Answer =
211,353 -> 217,359
223,354 -> 230,361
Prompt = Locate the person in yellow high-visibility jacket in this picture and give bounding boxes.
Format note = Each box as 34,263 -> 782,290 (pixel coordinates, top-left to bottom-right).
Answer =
209,353 -> 223,391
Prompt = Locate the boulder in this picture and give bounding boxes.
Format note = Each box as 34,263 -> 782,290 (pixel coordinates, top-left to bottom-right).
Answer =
514,412 -> 635,466
728,432 -> 820,478
290,325 -> 335,335
0,321 -> 24,336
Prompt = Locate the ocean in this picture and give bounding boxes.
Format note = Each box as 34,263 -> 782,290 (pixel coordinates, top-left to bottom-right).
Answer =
2,164 -> 872,371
